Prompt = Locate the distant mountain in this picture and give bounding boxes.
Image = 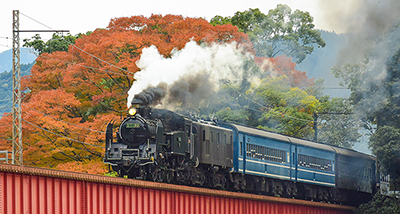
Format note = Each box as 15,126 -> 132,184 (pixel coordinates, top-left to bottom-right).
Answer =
295,30 -> 350,98
0,48 -> 37,73
0,62 -> 34,118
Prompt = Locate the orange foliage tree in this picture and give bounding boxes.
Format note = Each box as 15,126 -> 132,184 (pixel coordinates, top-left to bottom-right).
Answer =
255,55 -> 314,89
0,15 -> 249,174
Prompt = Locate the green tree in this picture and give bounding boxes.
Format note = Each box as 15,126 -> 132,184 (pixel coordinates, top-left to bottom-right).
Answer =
23,32 -> 91,54
369,126 -> 400,184
214,75 -> 319,139
210,5 -> 326,63
355,193 -> 400,214
250,76 -> 319,138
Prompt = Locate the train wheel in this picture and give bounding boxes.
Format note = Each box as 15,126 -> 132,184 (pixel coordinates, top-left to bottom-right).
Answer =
199,171 -> 206,186
151,168 -> 158,182
221,174 -> 227,189
166,170 -> 173,183
156,169 -> 164,182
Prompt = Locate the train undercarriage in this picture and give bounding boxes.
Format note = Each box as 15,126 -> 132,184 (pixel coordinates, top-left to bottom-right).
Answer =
110,154 -> 370,206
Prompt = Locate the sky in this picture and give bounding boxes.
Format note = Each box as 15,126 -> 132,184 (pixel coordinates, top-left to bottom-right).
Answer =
0,0 -> 348,53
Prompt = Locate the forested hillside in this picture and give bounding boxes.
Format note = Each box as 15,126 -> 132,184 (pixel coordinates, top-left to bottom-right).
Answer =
0,62 -> 34,117
296,30 -> 349,97
0,48 -> 36,73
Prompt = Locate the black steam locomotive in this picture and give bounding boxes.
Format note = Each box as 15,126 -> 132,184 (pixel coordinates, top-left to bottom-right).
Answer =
104,99 -> 378,205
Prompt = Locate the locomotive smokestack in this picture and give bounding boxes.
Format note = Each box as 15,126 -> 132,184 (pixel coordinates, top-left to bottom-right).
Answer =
131,98 -> 144,107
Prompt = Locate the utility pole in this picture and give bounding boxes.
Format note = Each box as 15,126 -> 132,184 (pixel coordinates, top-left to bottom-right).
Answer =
313,112 -> 354,142
12,10 -> 22,165
11,10 -> 69,165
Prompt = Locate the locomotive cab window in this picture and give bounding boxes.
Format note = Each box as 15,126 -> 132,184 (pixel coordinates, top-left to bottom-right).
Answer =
186,125 -> 190,137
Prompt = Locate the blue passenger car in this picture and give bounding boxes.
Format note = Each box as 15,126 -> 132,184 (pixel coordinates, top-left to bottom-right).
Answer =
221,123 -> 336,188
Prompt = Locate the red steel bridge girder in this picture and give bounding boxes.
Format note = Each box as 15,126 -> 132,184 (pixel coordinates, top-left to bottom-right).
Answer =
0,164 -> 354,214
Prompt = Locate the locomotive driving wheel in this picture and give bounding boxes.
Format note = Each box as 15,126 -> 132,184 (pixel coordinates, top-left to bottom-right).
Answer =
165,169 -> 174,183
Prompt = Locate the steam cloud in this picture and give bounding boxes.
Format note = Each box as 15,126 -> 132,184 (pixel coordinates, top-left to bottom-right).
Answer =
316,0 -> 400,116
128,41 -> 251,109
318,0 -> 400,65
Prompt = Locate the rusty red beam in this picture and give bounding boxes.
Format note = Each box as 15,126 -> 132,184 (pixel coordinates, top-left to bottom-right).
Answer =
0,163 -> 354,214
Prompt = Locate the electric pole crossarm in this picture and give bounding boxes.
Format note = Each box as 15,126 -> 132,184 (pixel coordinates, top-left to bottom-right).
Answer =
17,30 -> 70,33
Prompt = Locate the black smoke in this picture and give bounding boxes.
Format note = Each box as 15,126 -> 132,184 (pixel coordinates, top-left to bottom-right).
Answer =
133,82 -> 167,106
167,72 -> 215,109
131,72 -> 221,109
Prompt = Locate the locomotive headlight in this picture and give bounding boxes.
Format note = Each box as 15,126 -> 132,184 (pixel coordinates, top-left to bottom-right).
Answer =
128,107 -> 137,116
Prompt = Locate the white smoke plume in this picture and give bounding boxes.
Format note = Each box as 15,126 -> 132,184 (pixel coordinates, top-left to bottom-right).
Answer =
318,0 -> 400,65
127,41 -> 251,108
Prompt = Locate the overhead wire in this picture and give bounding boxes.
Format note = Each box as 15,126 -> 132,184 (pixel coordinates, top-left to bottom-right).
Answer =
24,105 -> 105,134
18,12 -> 135,76
225,84 -> 315,123
39,53 -> 132,78
65,41 -> 136,76
0,106 -> 13,110
0,98 -> 12,102
23,111 -> 103,142
22,119 -> 103,148
20,12 -> 53,30
0,123 -> 12,127
0,36 -> 11,40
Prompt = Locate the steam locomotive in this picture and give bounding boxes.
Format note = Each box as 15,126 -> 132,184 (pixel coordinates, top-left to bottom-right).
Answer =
104,99 -> 378,205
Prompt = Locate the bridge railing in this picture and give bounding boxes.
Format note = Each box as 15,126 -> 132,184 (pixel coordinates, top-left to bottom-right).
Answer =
0,150 -> 12,164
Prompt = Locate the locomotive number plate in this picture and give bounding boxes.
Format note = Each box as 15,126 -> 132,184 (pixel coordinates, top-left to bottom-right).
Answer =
126,123 -> 140,128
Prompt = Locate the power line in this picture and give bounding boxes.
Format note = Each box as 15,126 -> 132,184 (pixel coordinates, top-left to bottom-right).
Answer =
0,98 -> 12,102
23,111 -> 102,142
63,39 -> 136,76
39,53 -> 132,78
0,106 -> 13,110
324,87 -> 348,90
17,11 -> 135,76
226,84 -> 315,123
25,105 -> 105,134
22,119 -> 103,148
0,36 -> 12,40
20,12 -> 53,30
0,44 -> 11,49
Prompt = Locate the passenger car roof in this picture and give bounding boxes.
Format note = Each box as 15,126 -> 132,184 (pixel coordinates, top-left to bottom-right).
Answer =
222,122 -> 375,160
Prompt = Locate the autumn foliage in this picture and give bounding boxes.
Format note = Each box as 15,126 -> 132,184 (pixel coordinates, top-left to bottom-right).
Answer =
0,15 -> 250,173
255,55 -> 314,89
